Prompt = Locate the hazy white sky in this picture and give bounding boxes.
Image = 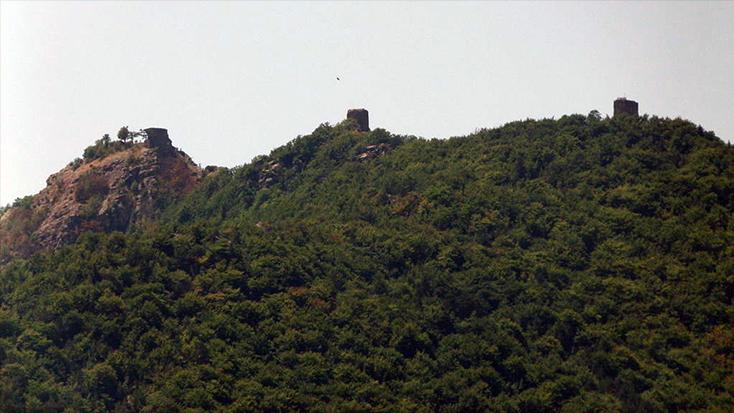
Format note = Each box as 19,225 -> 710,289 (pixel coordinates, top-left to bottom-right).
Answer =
2,1 -> 733,205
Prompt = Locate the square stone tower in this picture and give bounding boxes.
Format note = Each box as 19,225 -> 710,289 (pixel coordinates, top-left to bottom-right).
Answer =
614,98 -> 639,117
144,128 -> 174,153
347,109 -> 370,132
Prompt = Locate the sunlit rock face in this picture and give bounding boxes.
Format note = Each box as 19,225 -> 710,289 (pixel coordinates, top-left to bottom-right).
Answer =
0,131 -> 202,262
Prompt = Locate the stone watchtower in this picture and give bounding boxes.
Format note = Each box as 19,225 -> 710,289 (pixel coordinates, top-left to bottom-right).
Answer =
144,128 -> 174,153
614,98 -> 639,117
347,108 -> 370,132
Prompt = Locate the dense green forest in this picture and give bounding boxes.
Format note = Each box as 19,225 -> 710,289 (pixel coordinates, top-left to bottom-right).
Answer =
1,113 -> 733,412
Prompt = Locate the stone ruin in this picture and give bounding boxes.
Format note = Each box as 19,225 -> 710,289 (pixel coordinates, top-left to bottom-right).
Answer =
614,98 -> 639,117
144,128 -> 174,153
347,108 -> 370,132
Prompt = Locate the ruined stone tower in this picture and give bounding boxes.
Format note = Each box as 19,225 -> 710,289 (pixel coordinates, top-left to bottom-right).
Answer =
144,128 -> 174,153
614,98 -> 639,117
347,108 -> 370,132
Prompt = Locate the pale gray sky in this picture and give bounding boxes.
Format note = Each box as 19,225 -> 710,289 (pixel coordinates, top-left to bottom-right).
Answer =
2,1 -> 733,205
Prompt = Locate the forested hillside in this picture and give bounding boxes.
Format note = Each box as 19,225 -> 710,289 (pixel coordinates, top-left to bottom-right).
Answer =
1,113 -> 733,412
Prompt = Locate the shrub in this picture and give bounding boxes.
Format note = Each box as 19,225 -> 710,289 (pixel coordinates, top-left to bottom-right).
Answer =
74,171 -> 108,202
83,134 -> 126,162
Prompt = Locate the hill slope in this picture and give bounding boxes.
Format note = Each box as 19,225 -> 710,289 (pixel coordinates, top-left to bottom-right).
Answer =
0,114 -> 733,412
0,132 -> 202,262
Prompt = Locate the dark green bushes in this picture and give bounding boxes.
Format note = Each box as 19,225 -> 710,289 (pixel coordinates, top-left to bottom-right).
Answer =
1,114 -> 733,411
82,134 -> 127,162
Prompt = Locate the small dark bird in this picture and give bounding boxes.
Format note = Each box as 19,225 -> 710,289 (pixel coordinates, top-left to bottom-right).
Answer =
336,77 -> 340,81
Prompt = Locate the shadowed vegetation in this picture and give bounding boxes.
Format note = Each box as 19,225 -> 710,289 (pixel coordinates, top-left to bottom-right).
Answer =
1,113 -> 733,412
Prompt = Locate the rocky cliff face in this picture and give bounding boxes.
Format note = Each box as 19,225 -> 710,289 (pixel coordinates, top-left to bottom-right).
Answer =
0,134 -> 203,262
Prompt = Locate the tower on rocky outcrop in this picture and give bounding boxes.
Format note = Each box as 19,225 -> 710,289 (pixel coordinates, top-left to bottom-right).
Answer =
144,128 -> 173,152
347,108 -> 370,132
614,98 -> 638,117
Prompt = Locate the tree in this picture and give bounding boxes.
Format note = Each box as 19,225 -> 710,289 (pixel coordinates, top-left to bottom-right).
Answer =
117,127 -> 145,144
117,126 -> 131,144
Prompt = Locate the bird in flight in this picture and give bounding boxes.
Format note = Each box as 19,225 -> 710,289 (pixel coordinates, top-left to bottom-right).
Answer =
336,77 -> 340,81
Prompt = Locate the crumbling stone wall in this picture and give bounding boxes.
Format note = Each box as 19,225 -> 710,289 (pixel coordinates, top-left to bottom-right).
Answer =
614,98 -> 639,117
347,109 -> 370,132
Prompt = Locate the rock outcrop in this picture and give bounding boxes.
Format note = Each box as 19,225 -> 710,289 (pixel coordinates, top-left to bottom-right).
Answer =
356,143 -> 392,162
259,160 -> 283,189
0,133 -> 203,262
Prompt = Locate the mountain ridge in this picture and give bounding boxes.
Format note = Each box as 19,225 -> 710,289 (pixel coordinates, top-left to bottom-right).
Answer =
0,112 -> 733,412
